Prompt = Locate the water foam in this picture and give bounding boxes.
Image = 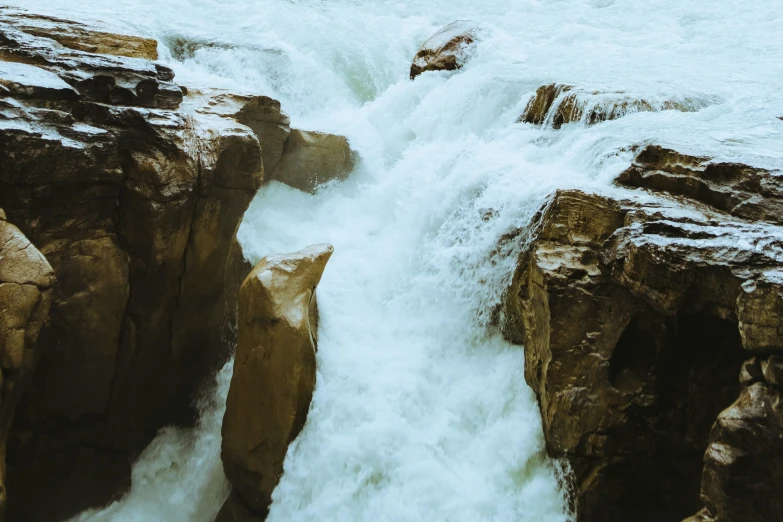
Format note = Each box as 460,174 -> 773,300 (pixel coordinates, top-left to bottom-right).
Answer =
6,0 -> 780,520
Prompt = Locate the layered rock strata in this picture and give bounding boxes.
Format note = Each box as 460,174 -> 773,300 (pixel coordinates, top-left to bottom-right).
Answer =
219,244 -> 334,521
501,146 -> 783,522
0,212 -> 54,522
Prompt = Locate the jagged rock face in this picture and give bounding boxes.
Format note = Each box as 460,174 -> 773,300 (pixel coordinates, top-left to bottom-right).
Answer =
519,83 -> 704,128
0,9 -> 268,520
269,129 -> 355,193
0,211 -> 54,522
220,244 -> 333,520
618,145 -> 783,226
501,147 -> 783,522
686,373 -> 783,522
409,20 -> 479,80
0,10 -> 181,110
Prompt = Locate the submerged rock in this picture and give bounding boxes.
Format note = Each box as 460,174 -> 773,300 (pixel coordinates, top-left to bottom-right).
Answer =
0,211 -> 54,522
269,129 -> 355,193
501,147 -> 783,522
409,20 -> 480,80
220,244 -> 333,520
0,8 -> 269,520
519,83 -> 704,128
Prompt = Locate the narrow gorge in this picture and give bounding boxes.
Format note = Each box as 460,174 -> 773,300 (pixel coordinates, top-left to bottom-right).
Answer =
0,2 -> 781,522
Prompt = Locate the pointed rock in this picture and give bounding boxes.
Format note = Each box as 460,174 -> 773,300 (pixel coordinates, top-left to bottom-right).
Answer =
221,244 -> 334,519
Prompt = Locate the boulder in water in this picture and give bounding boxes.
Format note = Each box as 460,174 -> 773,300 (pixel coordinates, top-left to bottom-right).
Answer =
269,129 -> 355,193
409,20 -> 480,80
220,244 -> 334,519
519,83 -> 705,128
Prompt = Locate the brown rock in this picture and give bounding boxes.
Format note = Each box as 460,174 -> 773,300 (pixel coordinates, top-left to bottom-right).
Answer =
0,8 -> 181,110
519,84 -> 704,128
737,278 -> 783,354
221,244 -> 333,518
0,13 -> 268,520
215,491 -> 264,522
518,84 -> 572,125
0,211 -> 54,522
410,21 -> 480,80
0,7 -> 158,60
501,146 -> 783,521
697,382 -> 783,522
618,145 -> 783,225
270,129 -> 355,193
195,92 -> 291,174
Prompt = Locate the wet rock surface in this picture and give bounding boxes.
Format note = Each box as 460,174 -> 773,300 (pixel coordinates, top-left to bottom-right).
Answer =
0,8 -> 268,520
410,20 -> 479,80
269,129 -> 355,193
220,244 -> 333,521
519,83 -> 705,128
0,7 -> 158,60
501,146 -> 783,522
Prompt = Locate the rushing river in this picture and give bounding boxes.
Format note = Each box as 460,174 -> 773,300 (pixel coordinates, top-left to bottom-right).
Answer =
8,0 -> 783,520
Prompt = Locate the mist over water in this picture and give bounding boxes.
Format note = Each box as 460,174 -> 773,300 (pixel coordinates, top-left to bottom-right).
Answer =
10,0 -> 782,520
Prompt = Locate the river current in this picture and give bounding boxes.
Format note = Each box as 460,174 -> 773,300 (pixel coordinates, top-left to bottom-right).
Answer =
8,0 -> 783,520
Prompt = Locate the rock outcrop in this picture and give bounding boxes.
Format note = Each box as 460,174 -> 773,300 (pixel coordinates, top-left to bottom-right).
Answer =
192,91 -> 356,194
268,129 -> 355,193
0,9 -> 274,520
410,21 -> 480,80
219,244 -> 333,521
193,93 -> 291,176
0,211 -> 54,522
501,146 -> 783,522
519,83 -> 705,128
0,7 -> 158,60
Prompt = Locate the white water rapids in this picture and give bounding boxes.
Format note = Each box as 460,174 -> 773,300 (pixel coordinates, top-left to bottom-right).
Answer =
9,0 -> 783,520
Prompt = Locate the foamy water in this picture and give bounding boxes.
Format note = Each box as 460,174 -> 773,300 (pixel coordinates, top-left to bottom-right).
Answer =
9,0 -> 782,520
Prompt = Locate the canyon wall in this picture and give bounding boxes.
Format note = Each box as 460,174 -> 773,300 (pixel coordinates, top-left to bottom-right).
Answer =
501,146 -> 783,522
0,9 -> 267,520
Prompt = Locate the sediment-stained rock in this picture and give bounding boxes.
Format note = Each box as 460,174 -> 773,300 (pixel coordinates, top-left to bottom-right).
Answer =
410,20 -> 480,80
519,83 -> 704,128
0,8 -> 267,520
501,146 -> 783,522
269,129 -> 355,193
220,244 -> 333,520
0,211 -> 54,522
